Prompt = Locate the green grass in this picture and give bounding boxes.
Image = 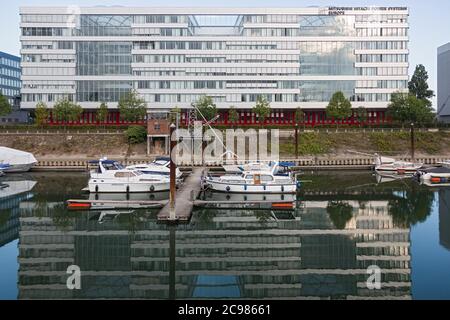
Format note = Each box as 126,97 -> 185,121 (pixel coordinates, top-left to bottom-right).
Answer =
368,132 -> 395,153
280,132 -> 333,156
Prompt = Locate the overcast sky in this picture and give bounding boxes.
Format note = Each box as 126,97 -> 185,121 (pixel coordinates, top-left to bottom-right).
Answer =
1,0 -> 448,108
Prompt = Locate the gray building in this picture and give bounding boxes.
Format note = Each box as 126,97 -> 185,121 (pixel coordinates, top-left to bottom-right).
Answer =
438,43 -> 450,123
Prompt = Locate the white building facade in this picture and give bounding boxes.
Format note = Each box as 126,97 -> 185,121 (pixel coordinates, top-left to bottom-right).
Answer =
19,6 -> 409,125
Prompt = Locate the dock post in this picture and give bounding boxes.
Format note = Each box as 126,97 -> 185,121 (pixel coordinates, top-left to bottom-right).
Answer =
169,123 -> 178,222
295,123 -> 299,160
410,123 -> 415,161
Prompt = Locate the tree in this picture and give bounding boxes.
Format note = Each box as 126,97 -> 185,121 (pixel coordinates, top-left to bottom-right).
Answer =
192,96 -> 218,122
409,64 -> 434,106
34,101 -> 49,128
118,90 -> 147,122
53,99 -> 83,132
253,96 -> 271,126
387,92 -> 435,127
326,91 -> 352,129
169,106 -> 181,124
125,125 -> 147,144
295,107 -> 306,129
0,93 -> 12,117
96,102 -> 109,129
356,106 -> 368,127
228,106 -> 239,127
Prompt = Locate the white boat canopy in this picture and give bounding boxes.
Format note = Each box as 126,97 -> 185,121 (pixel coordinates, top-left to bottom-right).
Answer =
0,147 -> 38,166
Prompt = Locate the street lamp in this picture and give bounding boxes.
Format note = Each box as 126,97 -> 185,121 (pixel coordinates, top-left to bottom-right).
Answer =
410,122 -> 415,161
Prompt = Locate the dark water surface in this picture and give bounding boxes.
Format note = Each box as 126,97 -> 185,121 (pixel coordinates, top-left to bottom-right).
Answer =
0,171 -> 449,300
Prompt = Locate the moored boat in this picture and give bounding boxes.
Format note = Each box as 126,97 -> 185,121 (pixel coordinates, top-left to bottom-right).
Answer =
88,158 -> 170,193
374,154 -> 423,174
203,162 -> 299,194
0,147 -> 37,173
222,162 -> 272,174
127,157 -> 183,179
415,167 -> 450,187
438,160 -> 450,168
0,164 -> 10,176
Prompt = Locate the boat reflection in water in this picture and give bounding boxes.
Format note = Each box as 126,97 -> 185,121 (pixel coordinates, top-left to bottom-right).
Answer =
17,180 -> 430,300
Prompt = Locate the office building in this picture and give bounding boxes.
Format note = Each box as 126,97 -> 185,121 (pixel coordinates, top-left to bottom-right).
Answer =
20,6 -> 409,126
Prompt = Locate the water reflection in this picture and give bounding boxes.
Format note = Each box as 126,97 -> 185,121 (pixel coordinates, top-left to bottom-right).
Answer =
439,189 -> 450,251
0,177 -> 36,247
0,172 -> 448,299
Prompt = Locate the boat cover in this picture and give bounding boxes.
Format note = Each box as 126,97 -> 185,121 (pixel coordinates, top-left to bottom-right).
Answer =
0,147 -> 37,165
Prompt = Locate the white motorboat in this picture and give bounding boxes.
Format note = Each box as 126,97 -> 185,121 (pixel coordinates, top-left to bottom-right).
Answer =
203,162 -> 299,194
88,158 -> 170,193
0,147 -> 37,173
438,160 -> 450,168
374,154 -> 423,174
0,164 -> 10,176
127,157 -> 183,179
416,167 -> 450,187
222,162 -> 272,174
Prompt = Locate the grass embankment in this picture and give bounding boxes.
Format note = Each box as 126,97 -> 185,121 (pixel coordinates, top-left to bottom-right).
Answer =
279,130 -> 450,157
1,129 -> 449,159
0,134 -> 147,159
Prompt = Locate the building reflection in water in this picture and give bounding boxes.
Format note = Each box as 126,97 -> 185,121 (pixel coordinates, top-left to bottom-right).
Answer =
17,190 -> 416,300
439,188 -> 450,251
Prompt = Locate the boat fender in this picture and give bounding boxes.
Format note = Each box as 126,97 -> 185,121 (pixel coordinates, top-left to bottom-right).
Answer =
281,185 -> 285,192
95,185 -> 99,193
226,186 -> 231,192
150,185 -> 155,192
126,185 -> 130,194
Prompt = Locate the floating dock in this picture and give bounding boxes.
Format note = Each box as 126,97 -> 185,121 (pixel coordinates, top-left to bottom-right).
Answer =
67,199 -> 168,211
193,200 -> 295,210
157,167 -> 205,222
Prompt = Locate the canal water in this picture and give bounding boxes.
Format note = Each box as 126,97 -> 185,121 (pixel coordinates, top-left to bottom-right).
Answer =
0,171 -> 449,300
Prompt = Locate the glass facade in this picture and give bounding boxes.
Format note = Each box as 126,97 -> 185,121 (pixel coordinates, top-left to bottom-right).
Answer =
0,52 -> 21,105
76,81 -> 133,102
20,7 -> 410,111
77,42 -> 132,76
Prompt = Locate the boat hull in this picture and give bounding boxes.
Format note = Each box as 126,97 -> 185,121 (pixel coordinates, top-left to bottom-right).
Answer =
2,163 -> 36,173
204,180 -> 297,194
88,181 -> 170,193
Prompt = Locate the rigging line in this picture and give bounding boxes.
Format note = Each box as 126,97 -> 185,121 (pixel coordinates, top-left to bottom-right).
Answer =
191,103 -> 239,160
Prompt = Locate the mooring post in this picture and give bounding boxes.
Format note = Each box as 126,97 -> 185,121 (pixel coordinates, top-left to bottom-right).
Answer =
169,123 -> 177,221
295,123 -> 299,160
410,122 -> 415,161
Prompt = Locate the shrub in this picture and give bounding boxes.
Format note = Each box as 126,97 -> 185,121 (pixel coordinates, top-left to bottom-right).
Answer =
125,125 -> 147,144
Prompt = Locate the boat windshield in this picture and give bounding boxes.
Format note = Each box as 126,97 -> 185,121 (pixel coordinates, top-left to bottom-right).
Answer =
153,160 -> 169,166
134,171 -> 144,176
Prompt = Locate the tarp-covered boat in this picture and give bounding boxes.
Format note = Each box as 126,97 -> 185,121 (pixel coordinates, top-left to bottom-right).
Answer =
0,147 -> 37,172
